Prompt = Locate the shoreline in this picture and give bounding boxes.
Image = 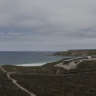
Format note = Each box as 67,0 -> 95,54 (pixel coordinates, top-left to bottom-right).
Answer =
0,58 -> 71,67
15,58 -> 70,67
0,61 -> 59,67
17,63 -> 46,66
0,63 -> 46,67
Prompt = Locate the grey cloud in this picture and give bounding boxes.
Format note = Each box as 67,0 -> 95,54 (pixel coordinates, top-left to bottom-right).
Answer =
0,0 -> 96,50
0,0 -> 96,30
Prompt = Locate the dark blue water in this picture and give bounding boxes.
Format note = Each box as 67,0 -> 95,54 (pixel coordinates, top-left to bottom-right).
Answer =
0,51 -> 69,66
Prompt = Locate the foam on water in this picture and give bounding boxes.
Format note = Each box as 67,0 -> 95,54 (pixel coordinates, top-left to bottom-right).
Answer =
17,62 -> 50,66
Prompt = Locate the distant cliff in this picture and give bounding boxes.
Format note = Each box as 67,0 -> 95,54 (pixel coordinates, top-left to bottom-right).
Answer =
52,49 -> 96,56
52,51 -> 66,56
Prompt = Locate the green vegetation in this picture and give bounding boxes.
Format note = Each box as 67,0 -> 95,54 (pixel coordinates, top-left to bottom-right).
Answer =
1,59 -> 96,96
75,60 -> 96,72
42,58 -> 67,67
53,49 -> 96,56
0,68 -> 30,96
3,59 -> 96,75
11,73 -> 96,96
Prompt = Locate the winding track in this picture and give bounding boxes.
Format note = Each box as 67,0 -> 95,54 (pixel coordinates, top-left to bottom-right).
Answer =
0,66 -> 36,96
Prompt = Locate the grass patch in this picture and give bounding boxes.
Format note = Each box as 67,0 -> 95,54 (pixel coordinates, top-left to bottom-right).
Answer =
2,60 -> 96,96
0,68 -> 30,96
11,73 -> 96,96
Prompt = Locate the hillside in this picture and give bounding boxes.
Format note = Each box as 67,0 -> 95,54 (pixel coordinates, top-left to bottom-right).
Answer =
52,49 -> 96,56
2,60 -> 96,96
1,57 -> 96,96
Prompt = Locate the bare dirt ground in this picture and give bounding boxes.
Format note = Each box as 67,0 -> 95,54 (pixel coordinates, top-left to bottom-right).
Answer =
55,58 -> 96,70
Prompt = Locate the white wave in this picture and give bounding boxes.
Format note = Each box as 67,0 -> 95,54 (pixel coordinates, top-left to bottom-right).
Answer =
16,62 -> 48,67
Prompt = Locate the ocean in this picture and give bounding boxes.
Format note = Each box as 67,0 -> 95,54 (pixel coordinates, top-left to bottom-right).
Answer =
0,51 -> 71,66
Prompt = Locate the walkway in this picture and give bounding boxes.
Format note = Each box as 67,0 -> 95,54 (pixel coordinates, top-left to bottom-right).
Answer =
0,66 -> 36,96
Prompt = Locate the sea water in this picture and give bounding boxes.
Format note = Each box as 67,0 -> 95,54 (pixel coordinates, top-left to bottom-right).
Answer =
0,51 -> 72,66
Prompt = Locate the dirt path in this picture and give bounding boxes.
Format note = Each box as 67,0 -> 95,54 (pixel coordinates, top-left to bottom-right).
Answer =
55,60 -> 83,70
0,66 -> 36,96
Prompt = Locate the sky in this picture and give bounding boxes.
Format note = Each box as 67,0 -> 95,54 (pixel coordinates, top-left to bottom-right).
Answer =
0,0 -> 96,51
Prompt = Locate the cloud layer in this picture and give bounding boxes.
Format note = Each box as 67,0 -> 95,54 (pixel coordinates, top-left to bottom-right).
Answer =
0,0 -> 96,51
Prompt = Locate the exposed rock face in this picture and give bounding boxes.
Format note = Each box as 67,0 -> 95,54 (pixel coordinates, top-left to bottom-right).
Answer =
52,49 -> 96,56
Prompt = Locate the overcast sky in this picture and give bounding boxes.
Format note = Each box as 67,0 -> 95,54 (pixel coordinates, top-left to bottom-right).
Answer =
0,0 -> 96,51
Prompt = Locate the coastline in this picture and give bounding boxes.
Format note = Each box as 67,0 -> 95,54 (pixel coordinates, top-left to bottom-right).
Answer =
16,62 -> 47,66
16,60 -> 61,67
0,58 -> 71,67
